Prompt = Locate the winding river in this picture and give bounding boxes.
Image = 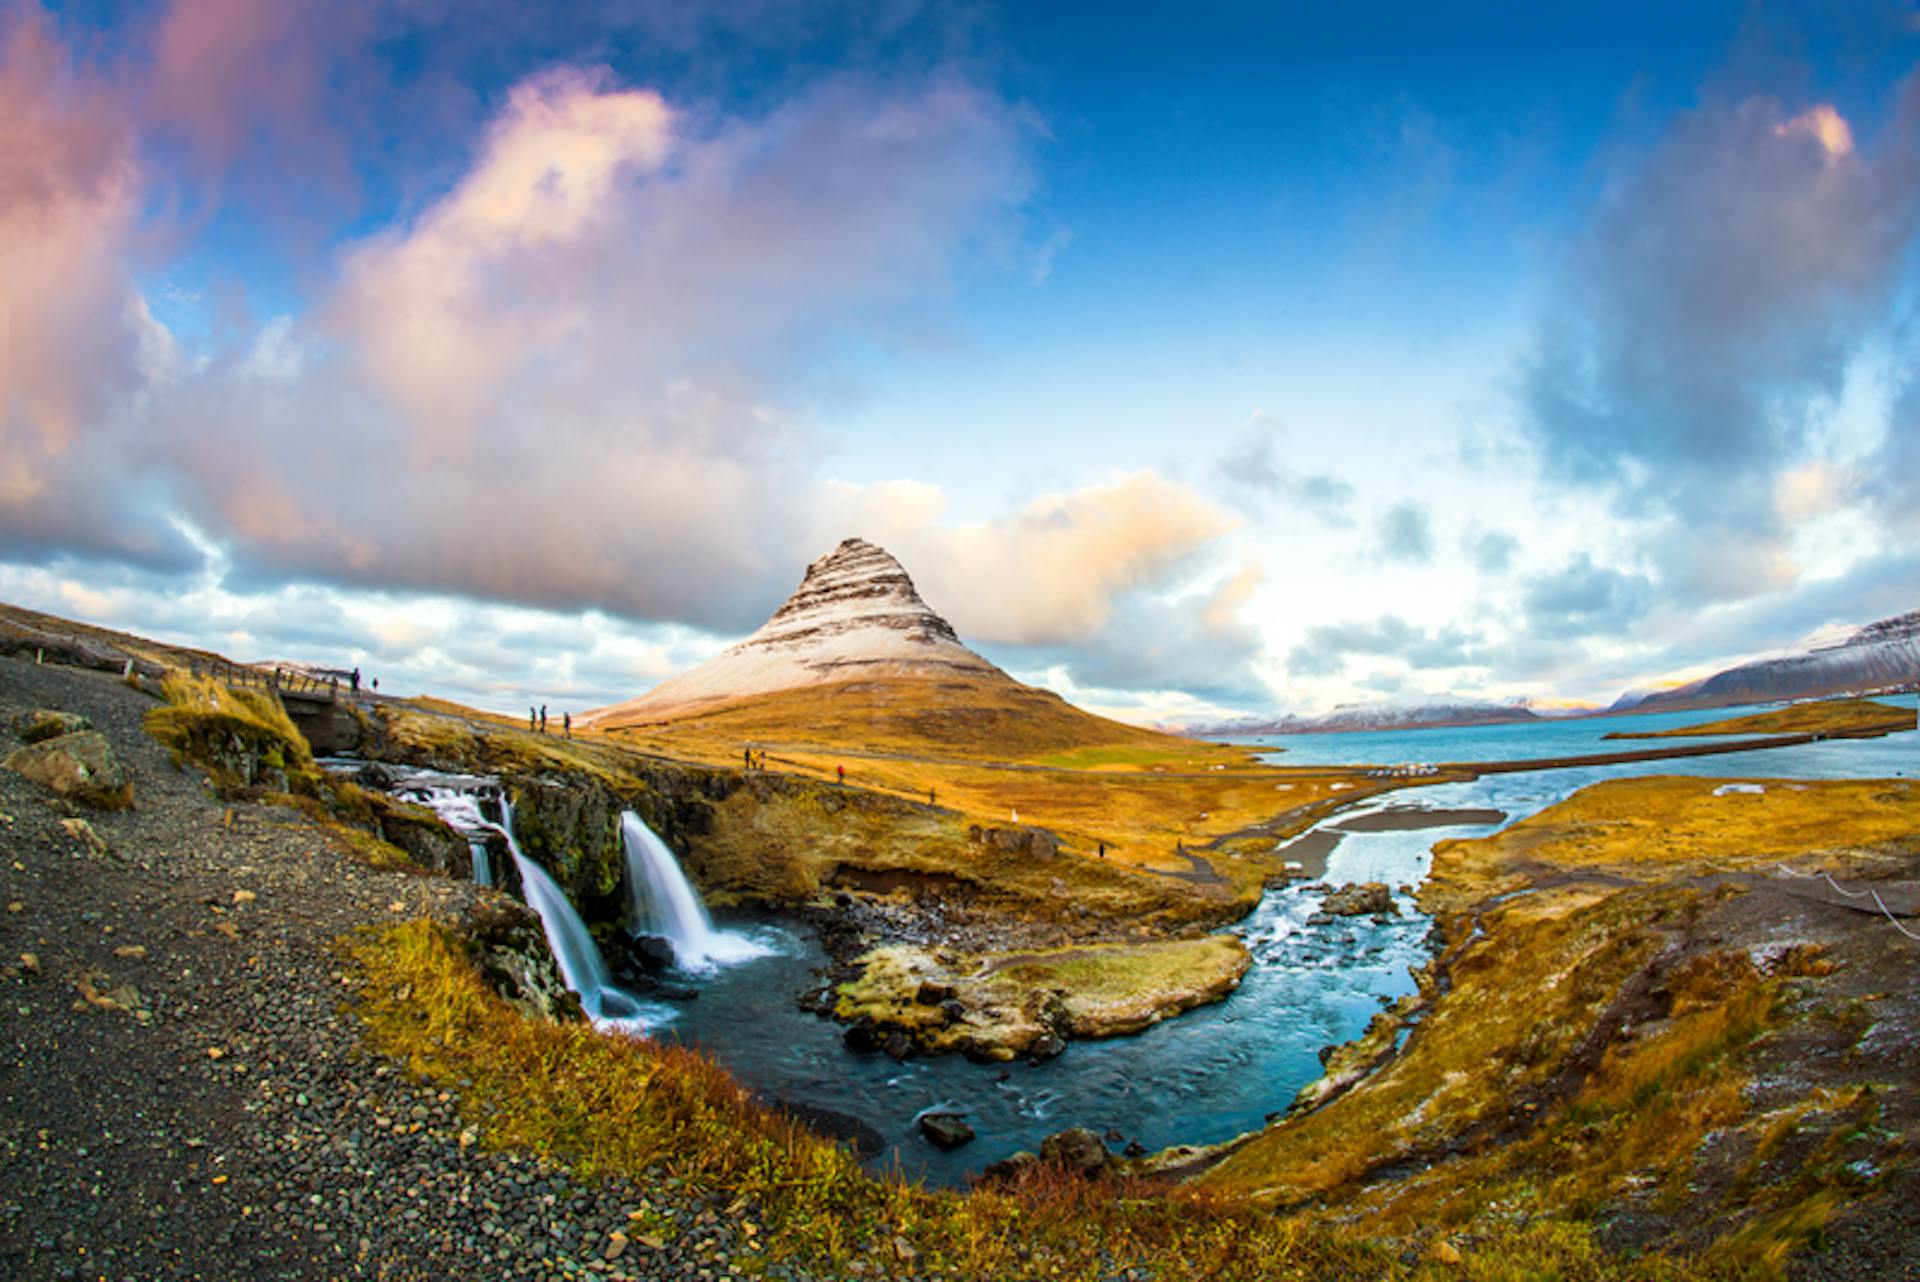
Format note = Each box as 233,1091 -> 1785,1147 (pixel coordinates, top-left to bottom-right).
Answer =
656,696 -> 1918,1184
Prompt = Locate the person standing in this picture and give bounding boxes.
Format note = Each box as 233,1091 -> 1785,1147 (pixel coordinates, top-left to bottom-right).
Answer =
351,667 -> 360,693
539,705 -> 548,734
563,711 -> 571,738
836,764 -> 845,784
529,707 -> 537,732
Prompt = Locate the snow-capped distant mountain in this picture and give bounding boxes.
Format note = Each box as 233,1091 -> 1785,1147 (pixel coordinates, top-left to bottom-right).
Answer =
1622,608 -> 1920,713
1188,693 -> 1543,737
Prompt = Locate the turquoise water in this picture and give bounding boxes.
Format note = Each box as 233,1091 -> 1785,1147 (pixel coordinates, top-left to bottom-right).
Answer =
1235,695 -> 1918,768
659,695 -> 1917,1185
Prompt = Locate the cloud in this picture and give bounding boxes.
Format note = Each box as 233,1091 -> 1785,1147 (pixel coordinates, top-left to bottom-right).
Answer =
0,6 -> 193,570
11,58 -> 1036,631
1286,614 -> 1485,679
1372,500 -> 1434,564
1468,528 -> 1518,574
820,470 -> 1239,647
1033,564 -> 1272,704
1518,82 -> 1920,604
1211,412 -> 1355,526
1520,553 -> 1654,641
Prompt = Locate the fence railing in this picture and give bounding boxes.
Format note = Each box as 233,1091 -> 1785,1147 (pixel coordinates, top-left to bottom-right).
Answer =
190,658 -> 344,703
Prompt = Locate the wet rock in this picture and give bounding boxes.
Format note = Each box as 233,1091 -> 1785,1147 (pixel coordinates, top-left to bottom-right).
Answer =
463,898 -> 583,1023
1124,1140 -> 1147,1159
915,979 -> 956,1004
1320,882 -> 1397,917
1039,1127 -> 1111,1178
14,709 -> 90,743
918,1112 -> 975,1150
628,934 -> 676,972
1027,1033 -> 1066,1062
4,730 -> 133,810
979,1150 -> 1038,1184
843,1018 -> 881,1054
881,1030 -> 915,1061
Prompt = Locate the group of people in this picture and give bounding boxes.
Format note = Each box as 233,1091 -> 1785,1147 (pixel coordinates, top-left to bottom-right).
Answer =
743,748 -> 769,770
529,704 -> 571,737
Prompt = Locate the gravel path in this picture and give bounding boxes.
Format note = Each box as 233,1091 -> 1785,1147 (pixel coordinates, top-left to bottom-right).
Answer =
0,657 -> 842,1282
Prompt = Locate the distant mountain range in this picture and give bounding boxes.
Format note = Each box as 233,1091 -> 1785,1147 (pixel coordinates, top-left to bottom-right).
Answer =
1188,694 -> 1546,738
1611,608 -> 1920,714
1188,605 -> 1919,738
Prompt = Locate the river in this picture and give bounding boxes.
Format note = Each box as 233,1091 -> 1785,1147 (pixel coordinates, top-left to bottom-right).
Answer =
656,695 -> 1917,1184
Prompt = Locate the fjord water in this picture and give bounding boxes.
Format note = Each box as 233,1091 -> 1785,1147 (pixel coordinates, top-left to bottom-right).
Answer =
664,695 -> 1915,1184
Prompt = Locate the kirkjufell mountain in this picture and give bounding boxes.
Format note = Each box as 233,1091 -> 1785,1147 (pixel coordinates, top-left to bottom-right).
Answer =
580,538 -> 1170,754
1616,607 -> 1920,713
582,538 -> 1009,727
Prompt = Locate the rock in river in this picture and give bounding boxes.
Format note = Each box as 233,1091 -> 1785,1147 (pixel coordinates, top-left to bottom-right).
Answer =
1319,882 -> 1397,917
918,1112 -> 975,1150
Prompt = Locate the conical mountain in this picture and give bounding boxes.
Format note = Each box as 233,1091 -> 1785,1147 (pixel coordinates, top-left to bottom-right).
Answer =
581,538 -> 1011,727
580,538 -> 1178,756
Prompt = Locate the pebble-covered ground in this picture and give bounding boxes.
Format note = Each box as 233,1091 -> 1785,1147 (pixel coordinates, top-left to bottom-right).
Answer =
0,657 -> 854,1281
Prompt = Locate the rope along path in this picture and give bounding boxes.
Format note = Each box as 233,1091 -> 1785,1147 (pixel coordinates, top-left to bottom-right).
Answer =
1774,864 -> 1920,942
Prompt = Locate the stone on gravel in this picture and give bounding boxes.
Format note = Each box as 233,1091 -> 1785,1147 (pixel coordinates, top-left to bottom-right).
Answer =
4,729 -> 133,809
14,708 -> 91,743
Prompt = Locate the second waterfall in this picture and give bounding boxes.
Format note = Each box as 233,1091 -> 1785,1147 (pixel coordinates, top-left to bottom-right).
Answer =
620,812 -> 769,972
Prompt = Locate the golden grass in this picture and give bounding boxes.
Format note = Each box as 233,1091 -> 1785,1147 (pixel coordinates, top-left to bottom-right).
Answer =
350,918 -> 1707,1281
1421,776 -> 1920,915
143,671 -> 319,790
1604,698 -> 1915,740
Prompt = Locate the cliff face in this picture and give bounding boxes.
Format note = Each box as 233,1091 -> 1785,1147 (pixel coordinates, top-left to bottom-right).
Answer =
581,538 -> 1005,728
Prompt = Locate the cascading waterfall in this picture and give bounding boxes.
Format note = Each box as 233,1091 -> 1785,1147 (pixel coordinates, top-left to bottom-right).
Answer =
494,800 -> 663,1031
619,811 -> 769,972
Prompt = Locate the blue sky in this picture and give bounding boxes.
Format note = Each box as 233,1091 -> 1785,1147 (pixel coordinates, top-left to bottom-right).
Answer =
3,1 -> 1917,721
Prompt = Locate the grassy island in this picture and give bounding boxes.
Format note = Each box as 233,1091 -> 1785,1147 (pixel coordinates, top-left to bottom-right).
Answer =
1602,696 -> 1915,740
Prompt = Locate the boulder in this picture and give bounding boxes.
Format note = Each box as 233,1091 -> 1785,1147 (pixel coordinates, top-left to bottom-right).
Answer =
918,1112 -> 975,1150
3,731 -> 133,810
1038,1127 -> 1111,1178
14,709 -> 90,744
1319,882 -> 1397,917
979,1150 -> 1038,1184
843,1018 -> 882,1054
914,979 -> 956,1004
628,934 -> 677,972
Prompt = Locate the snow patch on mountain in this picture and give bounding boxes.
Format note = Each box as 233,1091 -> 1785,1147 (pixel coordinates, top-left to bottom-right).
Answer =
580,539 -> 1004,726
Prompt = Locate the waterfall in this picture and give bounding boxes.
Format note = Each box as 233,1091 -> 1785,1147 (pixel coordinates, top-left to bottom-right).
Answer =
470,840 -> 492,888
620,811 -> 769,972
496,800 -> 664,1031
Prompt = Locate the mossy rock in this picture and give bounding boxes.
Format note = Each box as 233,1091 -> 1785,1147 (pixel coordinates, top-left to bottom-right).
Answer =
13,709 -> 91,744
4,730 -> 133,810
